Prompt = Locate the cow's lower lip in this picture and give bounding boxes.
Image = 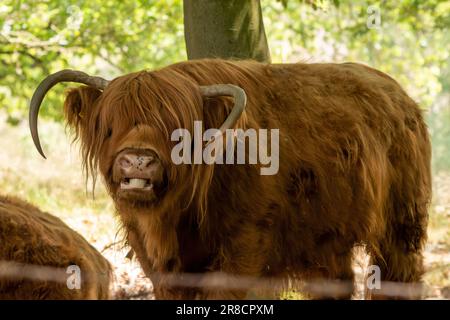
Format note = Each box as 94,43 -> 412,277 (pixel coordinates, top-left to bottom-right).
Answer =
116,187 -> 158,203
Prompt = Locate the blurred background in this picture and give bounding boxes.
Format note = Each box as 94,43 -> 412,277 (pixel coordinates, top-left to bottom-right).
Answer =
0,0 -> 448,299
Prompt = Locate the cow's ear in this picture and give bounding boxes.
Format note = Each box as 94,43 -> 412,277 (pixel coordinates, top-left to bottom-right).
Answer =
64,86 -> 102,129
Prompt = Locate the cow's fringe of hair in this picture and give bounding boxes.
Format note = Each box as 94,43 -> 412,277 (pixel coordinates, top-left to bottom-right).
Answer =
63,60 -> 268,227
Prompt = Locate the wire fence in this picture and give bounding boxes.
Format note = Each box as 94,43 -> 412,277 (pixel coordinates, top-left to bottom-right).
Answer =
0,259 -> 443,300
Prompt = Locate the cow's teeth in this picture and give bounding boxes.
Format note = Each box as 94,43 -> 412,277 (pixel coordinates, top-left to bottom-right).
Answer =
129,178 -> 147,188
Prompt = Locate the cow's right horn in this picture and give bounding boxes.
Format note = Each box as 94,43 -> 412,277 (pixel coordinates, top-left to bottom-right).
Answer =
29,70 -> 110,159
199,84 -> 247,142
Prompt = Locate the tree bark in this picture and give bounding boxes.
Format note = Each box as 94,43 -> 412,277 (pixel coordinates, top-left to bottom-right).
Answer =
183,0 -> 271,63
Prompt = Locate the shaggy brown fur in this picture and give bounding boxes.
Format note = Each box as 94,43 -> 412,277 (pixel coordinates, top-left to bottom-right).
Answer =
0,195 -> 111,299
62,59 -> 431,299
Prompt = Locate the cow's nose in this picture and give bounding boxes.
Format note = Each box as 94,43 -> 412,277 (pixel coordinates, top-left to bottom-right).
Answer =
119,154 -> 154,169
116,151 -> 157,177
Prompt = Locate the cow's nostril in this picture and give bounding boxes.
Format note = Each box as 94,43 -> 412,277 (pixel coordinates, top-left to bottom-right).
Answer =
119,156 -> 132,168
145,157 -> 155,167
137,156 -> 154,168
117,151 -> 158,173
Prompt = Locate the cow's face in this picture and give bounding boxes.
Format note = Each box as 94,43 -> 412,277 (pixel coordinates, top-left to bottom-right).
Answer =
104,124 -> 168,206
61,71 -> 205,208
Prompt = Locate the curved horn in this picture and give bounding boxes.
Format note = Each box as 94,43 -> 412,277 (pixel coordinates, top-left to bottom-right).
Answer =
199,84 -> 247,138
29,70 -> 109,159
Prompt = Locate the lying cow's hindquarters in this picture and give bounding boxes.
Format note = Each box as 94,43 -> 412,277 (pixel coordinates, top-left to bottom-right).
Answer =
0,195 -> 111,299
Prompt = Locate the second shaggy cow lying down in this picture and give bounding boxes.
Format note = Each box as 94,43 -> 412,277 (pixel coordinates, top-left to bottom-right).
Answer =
0,195 -> 111,299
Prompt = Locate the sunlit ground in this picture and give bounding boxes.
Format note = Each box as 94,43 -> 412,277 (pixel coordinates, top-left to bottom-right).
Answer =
0,112 -> 448,299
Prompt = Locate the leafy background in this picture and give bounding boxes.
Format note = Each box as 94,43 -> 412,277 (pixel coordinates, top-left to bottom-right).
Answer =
0,0 -> 448,298
1,0 -> 449,168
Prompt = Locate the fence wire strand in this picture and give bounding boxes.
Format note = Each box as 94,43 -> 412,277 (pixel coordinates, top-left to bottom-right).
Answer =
0,260 -> 440,299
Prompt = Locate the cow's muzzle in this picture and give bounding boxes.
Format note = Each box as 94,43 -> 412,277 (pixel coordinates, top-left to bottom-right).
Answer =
113,148 -> 165,201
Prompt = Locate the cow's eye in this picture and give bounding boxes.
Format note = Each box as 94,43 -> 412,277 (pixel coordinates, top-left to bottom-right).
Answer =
106,128 -> 112,137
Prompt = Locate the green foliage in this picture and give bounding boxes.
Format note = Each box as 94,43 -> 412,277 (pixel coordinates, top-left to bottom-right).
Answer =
263,0 -> 450,171
263,0 -> 449,107
0,0 -> 185,121
0,0 -> 448,170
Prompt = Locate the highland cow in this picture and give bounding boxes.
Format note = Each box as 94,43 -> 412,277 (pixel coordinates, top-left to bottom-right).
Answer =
29,59 -> 431,299
0,195 -> 111,299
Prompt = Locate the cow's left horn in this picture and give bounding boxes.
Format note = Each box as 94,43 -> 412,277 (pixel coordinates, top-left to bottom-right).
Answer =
199,84 -> 247,136
29,70 -> 109,159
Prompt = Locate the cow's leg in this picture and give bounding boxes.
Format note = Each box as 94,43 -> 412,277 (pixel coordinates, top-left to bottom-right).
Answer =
301,249 -> 355,300
195,262 -> 259,300
366,160 -> 429,300
367,246 -> 425,300
150,274 -> 199,300
127,229 -> 197,299
196,224 -> 275,300
366,112 -> 431,300
366,209 -> 428,299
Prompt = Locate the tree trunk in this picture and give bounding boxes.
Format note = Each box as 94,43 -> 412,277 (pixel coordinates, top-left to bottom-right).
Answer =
183,0 -> 271,63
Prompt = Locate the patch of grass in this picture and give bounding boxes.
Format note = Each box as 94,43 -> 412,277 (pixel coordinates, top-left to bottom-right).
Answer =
279,290 -> 306,300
